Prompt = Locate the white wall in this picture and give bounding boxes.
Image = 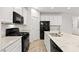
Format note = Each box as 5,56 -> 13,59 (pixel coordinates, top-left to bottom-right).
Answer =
61,14 -> 79,35
61,14 -> 73,34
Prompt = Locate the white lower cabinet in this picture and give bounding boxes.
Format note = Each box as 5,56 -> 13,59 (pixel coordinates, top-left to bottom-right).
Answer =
5,39 -> 21,52
44,32 -> 50,52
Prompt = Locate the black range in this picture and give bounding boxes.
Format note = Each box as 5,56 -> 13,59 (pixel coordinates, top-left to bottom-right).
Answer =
6,28 -> 29,52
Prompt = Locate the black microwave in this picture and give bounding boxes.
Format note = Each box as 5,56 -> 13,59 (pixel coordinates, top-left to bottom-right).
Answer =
13,12 -> 24,24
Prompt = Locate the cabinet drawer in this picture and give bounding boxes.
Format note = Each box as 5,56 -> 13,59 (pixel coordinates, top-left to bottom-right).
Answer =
5,39 -> 21,52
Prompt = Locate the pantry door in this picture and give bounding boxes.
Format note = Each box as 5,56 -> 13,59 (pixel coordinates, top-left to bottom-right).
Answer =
30,16 -> 40,42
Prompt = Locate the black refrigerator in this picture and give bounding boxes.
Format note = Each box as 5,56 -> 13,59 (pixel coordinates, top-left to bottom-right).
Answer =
40,21 -> 50,39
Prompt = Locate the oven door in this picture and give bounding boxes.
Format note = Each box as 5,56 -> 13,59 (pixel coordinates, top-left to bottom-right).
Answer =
21,33 -> 29,52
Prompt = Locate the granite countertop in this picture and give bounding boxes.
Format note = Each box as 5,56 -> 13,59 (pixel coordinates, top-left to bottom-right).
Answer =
0,36 -> 22,51
46,31 -> 79,52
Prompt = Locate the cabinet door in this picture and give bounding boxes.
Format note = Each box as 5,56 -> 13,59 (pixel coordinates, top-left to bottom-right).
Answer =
23,8 -> 28,25
0,7 -> 13,23
13,7 -> 23,15
5,39 -> 21,52
41,15 -> 50,21
50,16 -> 54,25
44,32 -> 50,52
30,17 -> 40,41
50,16 -> 62,25
57,16 -> 62,25
41,16 -> 45,21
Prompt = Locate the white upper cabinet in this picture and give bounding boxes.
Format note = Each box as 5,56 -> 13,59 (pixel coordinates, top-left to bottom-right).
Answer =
41,15 -> 62,25
57,16 -> 62,25
23,8 -> 28,25
50,16 -> 62,25
0,7 -> 13,23
51,16 -> 58,25
41,15 -> 48,21
13,7 -> 23,15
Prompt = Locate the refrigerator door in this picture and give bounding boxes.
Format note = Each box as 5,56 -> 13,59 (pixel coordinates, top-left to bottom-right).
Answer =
40,21 -> 50,39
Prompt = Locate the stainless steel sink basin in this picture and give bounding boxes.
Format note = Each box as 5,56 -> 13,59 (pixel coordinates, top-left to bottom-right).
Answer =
49,33 -> 61,37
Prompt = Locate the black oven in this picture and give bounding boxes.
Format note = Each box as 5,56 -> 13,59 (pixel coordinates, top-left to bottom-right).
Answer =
6,28 -> 29,52
13,12 -> 24,24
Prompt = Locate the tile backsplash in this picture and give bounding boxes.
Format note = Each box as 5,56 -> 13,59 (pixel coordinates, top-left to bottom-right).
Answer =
50,25 -> 60,32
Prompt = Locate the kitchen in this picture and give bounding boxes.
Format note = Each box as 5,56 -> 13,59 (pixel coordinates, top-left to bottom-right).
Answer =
0,7 -> 79,52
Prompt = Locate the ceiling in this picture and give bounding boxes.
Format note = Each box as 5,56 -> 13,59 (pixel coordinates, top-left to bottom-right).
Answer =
34,7 -> 79,15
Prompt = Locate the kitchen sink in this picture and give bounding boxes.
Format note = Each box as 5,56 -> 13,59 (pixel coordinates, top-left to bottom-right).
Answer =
49,33 -> 62,37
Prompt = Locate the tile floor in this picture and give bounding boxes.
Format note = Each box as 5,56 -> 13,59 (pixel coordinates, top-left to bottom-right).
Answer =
28,40 -> 47,52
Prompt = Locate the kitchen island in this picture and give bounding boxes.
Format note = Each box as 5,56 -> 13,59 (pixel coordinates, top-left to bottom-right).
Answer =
44,31 -> 79,52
